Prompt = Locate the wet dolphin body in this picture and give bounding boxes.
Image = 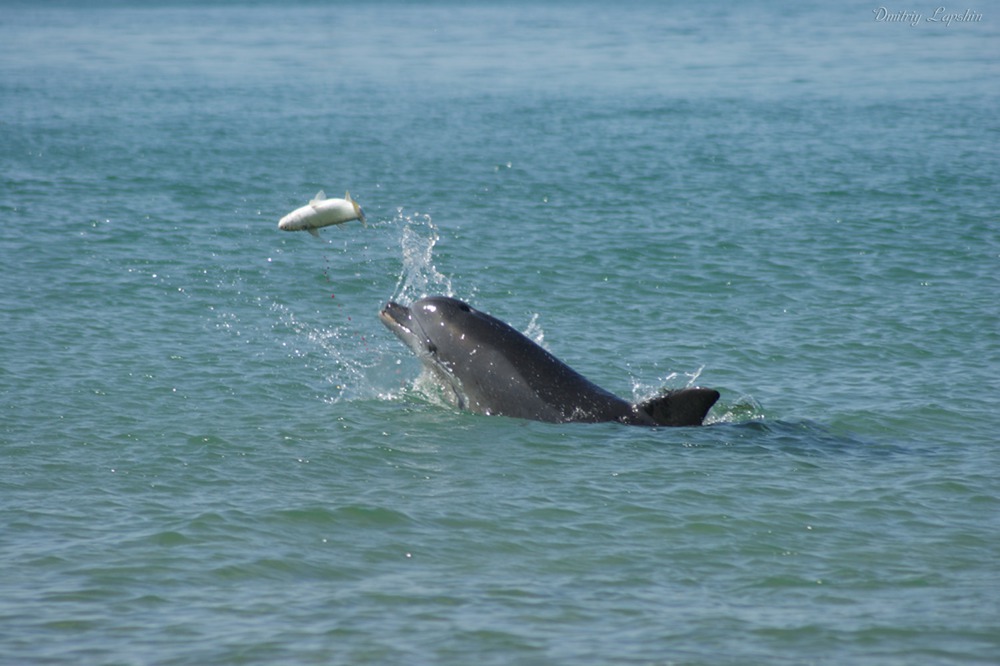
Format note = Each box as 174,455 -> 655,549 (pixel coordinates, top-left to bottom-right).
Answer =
379,296 -> 720,427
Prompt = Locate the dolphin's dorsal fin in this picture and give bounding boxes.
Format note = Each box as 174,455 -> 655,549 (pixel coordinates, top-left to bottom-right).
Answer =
344,191 -> 352,202
311,190 -> 326,204
638,387 -> 720,426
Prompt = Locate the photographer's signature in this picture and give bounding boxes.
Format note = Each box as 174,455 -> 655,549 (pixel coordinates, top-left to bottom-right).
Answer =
873,6 -> 982,25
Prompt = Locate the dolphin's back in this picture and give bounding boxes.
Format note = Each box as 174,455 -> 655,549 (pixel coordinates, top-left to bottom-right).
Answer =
441,310 -> 638,423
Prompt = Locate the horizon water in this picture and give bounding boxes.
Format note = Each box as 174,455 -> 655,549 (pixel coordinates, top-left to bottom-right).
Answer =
2,1 -> 999,664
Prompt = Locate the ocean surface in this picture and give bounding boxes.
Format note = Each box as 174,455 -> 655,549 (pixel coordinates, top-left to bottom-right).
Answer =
2,1 -> 998,664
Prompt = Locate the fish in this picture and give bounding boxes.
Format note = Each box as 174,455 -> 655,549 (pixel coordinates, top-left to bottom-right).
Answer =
278,190 -> 366,237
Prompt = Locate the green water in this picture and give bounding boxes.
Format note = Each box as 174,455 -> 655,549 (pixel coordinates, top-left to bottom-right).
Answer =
2,2 -> 998,664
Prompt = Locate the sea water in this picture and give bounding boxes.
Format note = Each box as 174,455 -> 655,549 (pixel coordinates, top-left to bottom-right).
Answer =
2,1 -> 998,664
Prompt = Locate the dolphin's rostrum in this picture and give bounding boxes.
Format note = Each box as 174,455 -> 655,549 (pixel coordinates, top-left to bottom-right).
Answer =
379,296 -> 719,426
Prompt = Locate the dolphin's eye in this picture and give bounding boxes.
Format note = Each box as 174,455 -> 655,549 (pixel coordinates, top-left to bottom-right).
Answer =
427,343 -> 438,354
459,303 -> 471,312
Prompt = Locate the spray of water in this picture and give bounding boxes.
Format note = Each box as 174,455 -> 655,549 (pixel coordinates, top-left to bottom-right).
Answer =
210,207 -> 457,407
302,208 -> 454,404
389,210 -> 452,305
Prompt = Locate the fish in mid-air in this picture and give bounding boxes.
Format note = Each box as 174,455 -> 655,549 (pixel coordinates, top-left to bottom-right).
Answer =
278,190 -> 366,237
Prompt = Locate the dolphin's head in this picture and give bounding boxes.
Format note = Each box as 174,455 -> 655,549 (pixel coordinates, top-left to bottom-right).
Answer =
380,296 -> 494,407
378,296 -> 483,363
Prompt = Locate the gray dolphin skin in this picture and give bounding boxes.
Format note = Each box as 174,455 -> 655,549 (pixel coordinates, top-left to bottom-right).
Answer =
379,296 -> 720,427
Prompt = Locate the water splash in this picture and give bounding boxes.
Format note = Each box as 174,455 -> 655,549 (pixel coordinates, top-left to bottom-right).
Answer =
625,365 -> 765,425
629,366 -> 705,404
522,312 -> 546,347
705,394 -> 766,425
230,207 -> 460,407
389,209 -> 452,305
267,302 -> 347,392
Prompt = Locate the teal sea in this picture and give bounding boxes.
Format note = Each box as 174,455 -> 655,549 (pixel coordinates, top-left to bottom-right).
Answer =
2,1 -> 999,664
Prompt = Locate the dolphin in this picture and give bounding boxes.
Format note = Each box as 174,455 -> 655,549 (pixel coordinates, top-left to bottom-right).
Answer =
278,190 -> 366,237
379,296 -> 720,426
